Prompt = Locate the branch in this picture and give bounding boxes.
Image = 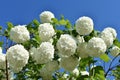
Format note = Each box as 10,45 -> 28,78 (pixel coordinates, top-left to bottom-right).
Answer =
105,53 -> 120,77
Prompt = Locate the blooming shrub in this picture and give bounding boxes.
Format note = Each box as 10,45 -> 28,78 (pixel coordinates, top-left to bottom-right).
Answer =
0,11 -> 119,80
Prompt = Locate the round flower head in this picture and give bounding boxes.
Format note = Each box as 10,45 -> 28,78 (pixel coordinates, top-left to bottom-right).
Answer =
103,27 -> 117,40
0,54 -> 6,69
62,74 -> 69,80
100,30 -> 114,48
57,34 -> 77,57
38,23 -> 55,41
10,25 -> 30,43
77,42 -> 89,58
110,46 -> 120,56
42,61 -> 59,73
40,67 -> 53,80
29,47 -> 37,59
72,68 -> 79,77
76,35 -> 85,44
0,47 -> 2,53
87,37 -> 107,57
40,11 -> 55,23
75,16 -> 94,35
34,42 -> 54,64
6,44 -> 29,73
80,71 -> 89,76
60,56 -> 79,71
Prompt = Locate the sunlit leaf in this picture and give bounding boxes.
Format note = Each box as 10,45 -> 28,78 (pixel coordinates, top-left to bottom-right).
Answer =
100,53 -> 110,62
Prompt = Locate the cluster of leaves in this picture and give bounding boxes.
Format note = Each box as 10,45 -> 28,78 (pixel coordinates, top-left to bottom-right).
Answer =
0,16 -> 120,80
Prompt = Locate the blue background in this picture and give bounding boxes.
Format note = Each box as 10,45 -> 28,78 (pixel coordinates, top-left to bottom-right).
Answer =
0,0 -> 120,79
0,0 -> 120,39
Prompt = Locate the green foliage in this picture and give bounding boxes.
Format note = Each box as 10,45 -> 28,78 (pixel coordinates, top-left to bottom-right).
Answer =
0,14 -> 120,80
6,22 -> 14,31
90,66 -> 105,80
112,66 -> 120,80
114,39 -> 120,48
14,57 -> 43,80
0,42 -> 3,47
100,53 -> 110,62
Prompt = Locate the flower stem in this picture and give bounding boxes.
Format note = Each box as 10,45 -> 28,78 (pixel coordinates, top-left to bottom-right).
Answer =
6,56 -> 9,80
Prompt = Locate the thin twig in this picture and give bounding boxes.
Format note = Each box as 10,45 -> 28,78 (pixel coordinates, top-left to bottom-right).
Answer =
5,56 -> 9,80
105,53 -> 120,77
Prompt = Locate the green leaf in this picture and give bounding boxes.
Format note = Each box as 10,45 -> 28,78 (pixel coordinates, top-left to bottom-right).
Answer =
113,39 -> 120,48
51,18 -> 59,24
90,66 -> 105,80
7,22 -> 13,31
0,26 -> 2,30
59,19 -> 67,25
100,53 -> 110,62
33,19 -> 40,27
0,42 -> 3,47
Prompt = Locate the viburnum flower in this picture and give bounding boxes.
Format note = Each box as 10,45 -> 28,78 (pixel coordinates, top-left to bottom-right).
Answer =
76,35 -> 85,44
10,25 -> 30,43
60,56 -> 79,71
100,30 -> 114,48
29,47 -> 37,59
40,61 -> 59,80
40,11 -> 55,23
57,34 -> 77,57
75,16 -> 94,35
34,42 -> 54,64
110,46 -> 120,56
6,44 -> 29,73
80,71 -> 89,76
77,42 -> 89,58
72,68 -> 79,77
40,67 -> 53,80
87,37 -> 107,57
38,23 -> 55,41
103,27 -> 117,40
42,61 -> 59,73
0,53 -> 6,69
62,74 -> 69,80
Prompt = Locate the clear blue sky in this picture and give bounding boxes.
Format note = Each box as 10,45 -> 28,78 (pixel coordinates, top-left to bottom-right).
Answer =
0,0 -> 120,39
0,0 -> 119,79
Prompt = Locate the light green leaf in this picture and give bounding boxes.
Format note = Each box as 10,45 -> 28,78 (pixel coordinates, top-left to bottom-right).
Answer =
100,53 -> 110,62
0,42 -> 3,47
7,22 -> 13,31
59,19 -> 67,25
113,39 -> 120,48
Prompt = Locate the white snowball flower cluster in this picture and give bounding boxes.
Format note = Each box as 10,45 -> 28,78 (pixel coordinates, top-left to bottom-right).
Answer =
103,27 -> 117,40
80,71 -> 89,76
60,56 -> 79,71
0,47 -> 2,53
34,42 -> 54,64
61,74 -> 69,80
38,23 -> 55,41
40,11 -> 55,23
72,68 -> 79,77
57,34 -> 77,57
40,67 -> 53,80
110,46 -> 120,56
40,61 -> 59,80
75,16 -> 94,35
10,25 -> 30,43
0,53 -> 6,69
76,35 -> 85,44
100,29 -> 114,48
44,61 -> 59,73
87,37 -> 107,57
6,44 -> 29,73
77,42 -> 89,58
